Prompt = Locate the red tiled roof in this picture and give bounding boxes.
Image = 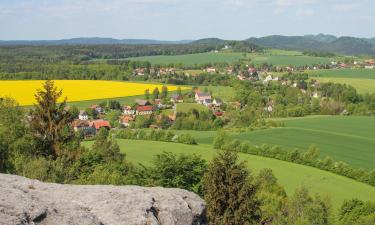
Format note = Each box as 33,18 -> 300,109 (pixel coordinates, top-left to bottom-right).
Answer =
136,105 -> 154,112
89,120 -> 111,130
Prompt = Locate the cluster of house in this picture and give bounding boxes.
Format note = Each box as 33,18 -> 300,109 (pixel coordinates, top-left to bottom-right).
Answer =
194,91 -> 224,116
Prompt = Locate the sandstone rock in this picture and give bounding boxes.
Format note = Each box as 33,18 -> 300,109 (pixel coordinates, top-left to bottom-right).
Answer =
0,173 -> 206,225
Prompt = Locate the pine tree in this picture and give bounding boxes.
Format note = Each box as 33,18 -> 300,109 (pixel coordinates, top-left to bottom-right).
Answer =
203,150 -> 261,225
152,87 -> 159,100
29,80 -> 74,158
161,86 -> 168,99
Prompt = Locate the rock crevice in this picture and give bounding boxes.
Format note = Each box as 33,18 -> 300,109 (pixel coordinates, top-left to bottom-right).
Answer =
0,173 -> 206,225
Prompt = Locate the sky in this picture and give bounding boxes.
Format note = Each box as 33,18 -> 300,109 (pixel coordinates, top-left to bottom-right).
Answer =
0,0 -> 374,40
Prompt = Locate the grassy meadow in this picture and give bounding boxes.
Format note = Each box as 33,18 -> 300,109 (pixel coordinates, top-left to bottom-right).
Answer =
127,52 -> 248,65
127,51 -> 333,66
307,68 -> 375,94
84,139 -> 375,209
249,55 -> 332,66
314,77 -> 375,94
0,80 -> 186,106
308,68 -> 375,79
174,116 -> 375,170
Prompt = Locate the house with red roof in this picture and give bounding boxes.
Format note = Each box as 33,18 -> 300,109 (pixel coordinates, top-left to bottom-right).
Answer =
89,119 -> 111,130
136,105 -> 154,115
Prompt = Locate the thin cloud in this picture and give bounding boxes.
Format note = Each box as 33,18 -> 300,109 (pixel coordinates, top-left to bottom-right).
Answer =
333,3 -> 358,12
296,8 -> 314,16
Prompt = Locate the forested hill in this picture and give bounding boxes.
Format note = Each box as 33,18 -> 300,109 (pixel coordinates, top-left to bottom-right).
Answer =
246,34 -> 375,56
1,34 -> 375,56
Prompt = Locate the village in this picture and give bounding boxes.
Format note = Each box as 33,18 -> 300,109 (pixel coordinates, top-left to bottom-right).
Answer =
71,88 -> 224,138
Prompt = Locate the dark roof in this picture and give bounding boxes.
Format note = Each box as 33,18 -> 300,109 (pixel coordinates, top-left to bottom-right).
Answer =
135,99 -> 151,106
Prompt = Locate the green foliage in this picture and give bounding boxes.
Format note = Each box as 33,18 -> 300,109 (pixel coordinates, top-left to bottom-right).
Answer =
0,98 -> 27,172
105,110 -> 122,127
339,199 -> 375,225
287,187 -> 331,225
139,152 -> 207,194
113,129 -> 197,145
203,150 -> 261,225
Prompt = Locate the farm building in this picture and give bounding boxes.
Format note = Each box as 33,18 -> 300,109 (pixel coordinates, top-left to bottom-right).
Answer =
89,120 -> 111,130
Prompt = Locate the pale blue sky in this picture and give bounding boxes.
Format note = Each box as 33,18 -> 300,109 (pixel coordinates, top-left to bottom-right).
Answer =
0,0 -> 374,40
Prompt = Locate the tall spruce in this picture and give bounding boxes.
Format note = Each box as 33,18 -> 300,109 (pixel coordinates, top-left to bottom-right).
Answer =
29,80 -> 74,158
203,150 -> 261,225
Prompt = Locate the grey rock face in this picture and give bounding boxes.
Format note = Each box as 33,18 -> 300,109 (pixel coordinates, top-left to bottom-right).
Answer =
0,173 -> 206,225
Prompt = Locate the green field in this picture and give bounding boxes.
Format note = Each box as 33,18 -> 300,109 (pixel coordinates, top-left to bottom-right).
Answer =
249,55 -> 332,66
127,52 -> 332,66
308,68 -> 375,79
198,85 -> 234,101
307,68 -> 375,94
175,103 -> 208,113
174,116 -> 375,170
127,52 -> 248,65
314,77 -> 375,94
84,139 -> 375,209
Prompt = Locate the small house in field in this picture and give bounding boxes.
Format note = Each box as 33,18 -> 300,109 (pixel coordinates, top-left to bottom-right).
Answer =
213,98 -> 223,106
119,115 -> 134,127
195,92 -> 212,104
78,110 -> 88,120
205,67 -> 216,73
170,94 -> 183,103
89,120 -> 111,130
136,105 -> 154,115
123,106 -> 135,115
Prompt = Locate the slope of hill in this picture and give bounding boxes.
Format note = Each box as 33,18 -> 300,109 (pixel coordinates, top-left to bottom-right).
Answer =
85,139 -> 375,209
247,35 -> 321,51
247,35 -> 375,55
304,33 -> 337,43
326,37 -> 375,55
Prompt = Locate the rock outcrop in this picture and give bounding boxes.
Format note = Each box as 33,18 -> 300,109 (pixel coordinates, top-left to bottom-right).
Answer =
0,173 -> 206,225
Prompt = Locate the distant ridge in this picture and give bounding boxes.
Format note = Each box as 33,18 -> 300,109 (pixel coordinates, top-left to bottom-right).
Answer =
246,34 -> 375,55
0,37 -> 193,46
1,34 -> 375,55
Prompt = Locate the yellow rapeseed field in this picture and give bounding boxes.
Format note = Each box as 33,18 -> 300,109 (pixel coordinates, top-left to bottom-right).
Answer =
0,80 -> 186,106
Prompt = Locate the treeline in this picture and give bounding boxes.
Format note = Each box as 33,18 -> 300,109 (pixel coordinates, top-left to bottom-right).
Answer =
213,132 -> 375,186
112,129 -> 197,145
171,109 -> 225,131
0,81 -> 374,225
302,50 -> 336,57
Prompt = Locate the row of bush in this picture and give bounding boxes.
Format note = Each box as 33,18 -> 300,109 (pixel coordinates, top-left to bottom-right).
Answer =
112,129 -> 197,145
213,132 -> 375,186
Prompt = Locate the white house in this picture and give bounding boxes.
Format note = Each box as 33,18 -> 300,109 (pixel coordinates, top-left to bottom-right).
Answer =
123,106 -> 135,115
195,92 -> 212,104
78,110 -> 88,120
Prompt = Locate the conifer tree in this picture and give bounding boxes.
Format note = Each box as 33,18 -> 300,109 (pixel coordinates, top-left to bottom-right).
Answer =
30,80 -> 74,158
203,150 -> 261,225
